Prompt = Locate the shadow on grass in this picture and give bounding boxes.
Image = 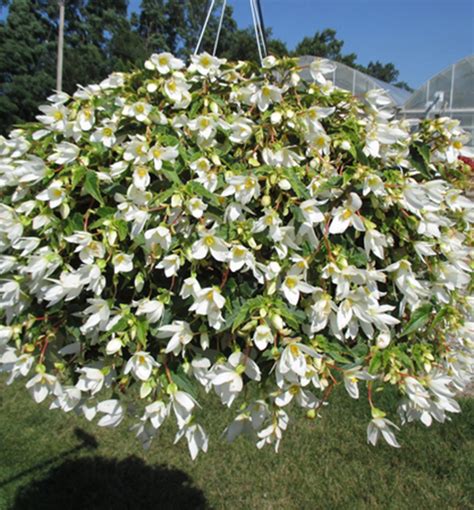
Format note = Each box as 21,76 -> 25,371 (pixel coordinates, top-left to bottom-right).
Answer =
11,455 -> 208,510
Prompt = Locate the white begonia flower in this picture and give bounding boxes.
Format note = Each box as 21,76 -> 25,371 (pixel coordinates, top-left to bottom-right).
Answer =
329,192 -> 365,234
37,180 -> 66,209
90,121 -> 117,148
190,157 -> 211,174
144,225 -> 172,251
112,252 -> 134,274
253,324 -> 273,351
163,73 -> 191,105
299,199 -> 325,225
376,331 -> 391,349
262,147 -> 304,168
212,351 -> 261,407
190,52 -> 225,76
221,174 -> 260,204
157,320 -> 194,356
132,166 -> 150,190
190,287 -> 226,317
106,337 -> 122,355
174,422 -> 209,460
123,101 -> 152,122
97,399 -> 124,427
188,115 -> 217,141
47,142 -> 80,165
364,227 -> 388,260
367,417 -> 401,448
49,386 -> 82,413
278,342 -> 319,378
251,83 -> 283,112
281,273 -> 316,306
144,400 -> 169,431
80,299 -> 111,334
180,277 -> 201,300
145,52 -> 185,74
229,117 -> 254,144
149,144 -> 179,170
77,108 -> 95,131
124,351 -> 160,381
363,174 -> 386,197
64,231 -> 105,264
191,229 -> 229,262
157,254 -> 181,277
135,298 -> 164,323
25,372 -> 61,403
36,103 -> 68,131
228,244 -> 253,272
169,388 -> 198,429
275,383 -> 319,409
187,197 -> 207,219
309,58 -> 336,84
256,408 -> 289,453
124,135 -> 149,165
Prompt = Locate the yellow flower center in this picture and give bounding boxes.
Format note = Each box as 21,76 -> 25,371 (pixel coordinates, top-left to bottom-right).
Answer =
158,56 -> 169,66
168,81 -> 177,92
135,104 -> 145,114
54,111 -> 64,121
204,236 -> 215,247
342,209 -> 353,220
289,344 -> 300,356
262,86 -> 271,97
285,276 -> 298,289
201,56 -> 212,67
52,188 -> 62,198
289,385 -> 300,395
103,127 -> 113,137
153,148 -> 162,159
453,141 -> 462,149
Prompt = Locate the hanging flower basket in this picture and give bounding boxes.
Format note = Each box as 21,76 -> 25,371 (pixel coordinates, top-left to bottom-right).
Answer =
0,52 -> 473,458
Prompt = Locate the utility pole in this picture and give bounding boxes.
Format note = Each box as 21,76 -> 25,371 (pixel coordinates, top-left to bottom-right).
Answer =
56,0 -> 65,92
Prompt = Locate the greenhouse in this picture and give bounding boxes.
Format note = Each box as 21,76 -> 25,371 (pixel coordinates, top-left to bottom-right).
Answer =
298,55 -> 411,107
400,55 -> 474,146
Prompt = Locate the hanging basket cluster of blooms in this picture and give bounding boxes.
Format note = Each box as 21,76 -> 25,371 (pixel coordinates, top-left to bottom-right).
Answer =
0,52 -> 473,458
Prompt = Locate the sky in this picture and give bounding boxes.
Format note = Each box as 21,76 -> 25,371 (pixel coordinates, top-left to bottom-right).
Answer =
129,0 -> 474,89
1,0 -> 472,89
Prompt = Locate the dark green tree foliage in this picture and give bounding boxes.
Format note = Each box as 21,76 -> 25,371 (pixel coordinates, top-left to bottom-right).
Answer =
293,28 -> 357,66
0,0 -> 56,131
0,0 -> 142,134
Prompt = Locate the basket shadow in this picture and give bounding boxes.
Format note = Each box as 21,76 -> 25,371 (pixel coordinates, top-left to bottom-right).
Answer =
12,454 -> 208,510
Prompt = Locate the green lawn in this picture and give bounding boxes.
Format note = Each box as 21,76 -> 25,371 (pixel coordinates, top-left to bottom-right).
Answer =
0,376 -> 473,510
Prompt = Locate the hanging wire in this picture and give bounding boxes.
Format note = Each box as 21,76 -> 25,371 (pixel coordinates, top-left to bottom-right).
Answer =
194,0 -> 267,66
255,0 -> 268,54
249,0 -> 264,65
212,0 -> 227,56
193,0 -> 216,55
252,0 -> 267,58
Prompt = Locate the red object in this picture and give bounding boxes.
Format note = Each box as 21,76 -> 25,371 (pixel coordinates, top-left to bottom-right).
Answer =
459,155 -> 474,170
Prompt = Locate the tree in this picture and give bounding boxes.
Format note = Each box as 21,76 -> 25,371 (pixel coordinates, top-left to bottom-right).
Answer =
0,0 -> 56,133
0,0 -> 144,134
293,28 -> 357,66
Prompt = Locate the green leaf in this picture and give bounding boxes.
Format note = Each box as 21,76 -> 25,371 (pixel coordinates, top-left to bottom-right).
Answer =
400,303 -> 433,337
231,296 -> 266,332
162,168 -> 183,186
187,181 -> 220,207
172,370 -> 198,399
136,319 -> 148,345
71,166 -> 86,191
84,171 -> 104,204
283,168 -> 310,199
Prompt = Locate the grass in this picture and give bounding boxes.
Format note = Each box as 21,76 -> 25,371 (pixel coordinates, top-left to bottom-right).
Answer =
0,376 -> 473,510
